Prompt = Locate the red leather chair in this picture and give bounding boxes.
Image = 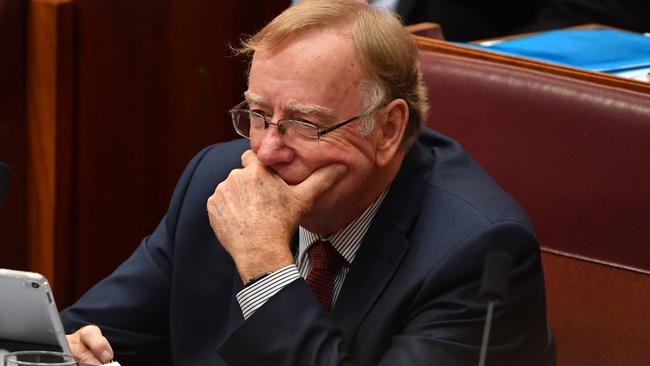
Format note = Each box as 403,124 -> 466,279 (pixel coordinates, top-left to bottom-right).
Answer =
417,49 -> 650,365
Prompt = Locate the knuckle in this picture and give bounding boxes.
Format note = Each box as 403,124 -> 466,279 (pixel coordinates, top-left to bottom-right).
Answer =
226,168 -> 243,182
79,324 -> 103,343
214,182 -> 227,197
207,193 -> 217,206
78,325 -> 93,337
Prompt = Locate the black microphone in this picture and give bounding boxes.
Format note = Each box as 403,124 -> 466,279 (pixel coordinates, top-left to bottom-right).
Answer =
478,251 -> 512,366
0,162 -> 10,208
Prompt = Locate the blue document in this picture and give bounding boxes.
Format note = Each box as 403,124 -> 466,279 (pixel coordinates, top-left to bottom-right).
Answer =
469,29 -> 650,73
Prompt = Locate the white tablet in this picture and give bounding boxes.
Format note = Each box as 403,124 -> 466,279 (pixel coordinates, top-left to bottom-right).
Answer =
0,269 -> 71,354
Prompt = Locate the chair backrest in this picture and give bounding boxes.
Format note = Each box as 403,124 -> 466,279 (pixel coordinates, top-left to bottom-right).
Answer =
417,49 -> 650,365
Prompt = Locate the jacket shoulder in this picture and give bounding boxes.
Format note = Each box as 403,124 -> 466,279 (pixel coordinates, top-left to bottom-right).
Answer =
417,128 -> 533,230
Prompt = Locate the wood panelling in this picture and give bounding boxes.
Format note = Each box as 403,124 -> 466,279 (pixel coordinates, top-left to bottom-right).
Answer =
70,0 -> 170,303
25,0 -> 75,300
68,0 -> 289,305
0,0 -> 27,270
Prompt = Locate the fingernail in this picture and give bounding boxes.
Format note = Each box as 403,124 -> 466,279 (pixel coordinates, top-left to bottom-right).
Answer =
101,350 -> 112,363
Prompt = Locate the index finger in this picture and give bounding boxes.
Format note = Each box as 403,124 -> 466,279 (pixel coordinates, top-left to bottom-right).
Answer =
292,164 -> 347,203
78,325 -> 114,364
240,150 -> 260,168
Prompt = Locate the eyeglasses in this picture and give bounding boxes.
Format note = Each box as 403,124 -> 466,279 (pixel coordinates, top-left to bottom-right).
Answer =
229,101 -> 365,142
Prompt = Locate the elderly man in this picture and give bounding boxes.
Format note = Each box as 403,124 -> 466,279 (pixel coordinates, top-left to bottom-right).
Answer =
62,0 -> 555,365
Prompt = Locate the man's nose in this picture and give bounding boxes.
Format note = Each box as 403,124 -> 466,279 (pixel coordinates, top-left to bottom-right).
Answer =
254,124 -> 294,165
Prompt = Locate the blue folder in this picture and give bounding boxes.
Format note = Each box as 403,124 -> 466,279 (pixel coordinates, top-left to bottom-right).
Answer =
469,29 -> 650,74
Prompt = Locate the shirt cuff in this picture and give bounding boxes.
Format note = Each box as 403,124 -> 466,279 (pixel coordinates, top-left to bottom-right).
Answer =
236,265 -> 301,319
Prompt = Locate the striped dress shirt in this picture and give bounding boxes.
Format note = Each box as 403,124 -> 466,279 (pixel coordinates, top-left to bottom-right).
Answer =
236,189 -> 388,319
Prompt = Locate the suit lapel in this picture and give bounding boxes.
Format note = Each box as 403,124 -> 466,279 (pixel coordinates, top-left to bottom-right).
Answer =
331,218 -> 410,350
331,141 -> 433,348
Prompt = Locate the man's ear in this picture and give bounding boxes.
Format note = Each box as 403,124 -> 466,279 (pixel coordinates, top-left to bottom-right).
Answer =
375,98 -> 409,167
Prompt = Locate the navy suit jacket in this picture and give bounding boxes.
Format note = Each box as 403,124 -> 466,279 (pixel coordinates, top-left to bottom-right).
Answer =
61,128 -> 555,365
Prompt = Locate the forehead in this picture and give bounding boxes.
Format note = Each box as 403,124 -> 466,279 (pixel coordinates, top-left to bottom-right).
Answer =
248,27 -> 365,115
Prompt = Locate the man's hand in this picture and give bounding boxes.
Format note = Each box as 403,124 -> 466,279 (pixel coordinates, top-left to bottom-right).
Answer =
66,325 -> 114,365
207,150 -> 347,282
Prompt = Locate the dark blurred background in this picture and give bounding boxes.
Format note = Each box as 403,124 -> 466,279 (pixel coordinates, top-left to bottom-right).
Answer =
389,0 -> 649,42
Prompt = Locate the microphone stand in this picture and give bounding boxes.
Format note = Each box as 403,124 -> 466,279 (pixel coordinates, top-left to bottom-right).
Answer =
478,299 -> 497,366
477,251 -> 512,366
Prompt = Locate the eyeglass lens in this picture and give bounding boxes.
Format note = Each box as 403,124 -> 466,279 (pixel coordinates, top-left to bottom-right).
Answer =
232,110 -> 317,144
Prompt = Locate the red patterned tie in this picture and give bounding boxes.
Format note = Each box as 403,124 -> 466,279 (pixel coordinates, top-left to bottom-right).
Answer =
306,240 -> 346,311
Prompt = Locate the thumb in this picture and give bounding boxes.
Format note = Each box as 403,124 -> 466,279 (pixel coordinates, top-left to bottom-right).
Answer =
293,164 -> 347,202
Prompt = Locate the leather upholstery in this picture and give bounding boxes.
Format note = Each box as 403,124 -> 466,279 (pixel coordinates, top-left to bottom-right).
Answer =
419,50 -> 650,273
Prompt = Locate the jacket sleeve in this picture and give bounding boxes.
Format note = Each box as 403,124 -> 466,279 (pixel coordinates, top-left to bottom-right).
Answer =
60,146 -> 214,365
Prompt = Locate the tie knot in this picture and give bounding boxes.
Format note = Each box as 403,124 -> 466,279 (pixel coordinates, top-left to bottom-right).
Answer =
307,240 -> 345,271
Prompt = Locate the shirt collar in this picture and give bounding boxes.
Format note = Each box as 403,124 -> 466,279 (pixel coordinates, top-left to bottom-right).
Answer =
298,189 -> 389,266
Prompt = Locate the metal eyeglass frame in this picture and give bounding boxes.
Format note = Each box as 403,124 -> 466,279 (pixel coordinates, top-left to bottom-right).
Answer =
229,101 -> 366,140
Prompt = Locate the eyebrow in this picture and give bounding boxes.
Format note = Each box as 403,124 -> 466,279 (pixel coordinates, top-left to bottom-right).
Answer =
244,91 -> 270,107
285,101 -> 334,119
244,91 -> 335,120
